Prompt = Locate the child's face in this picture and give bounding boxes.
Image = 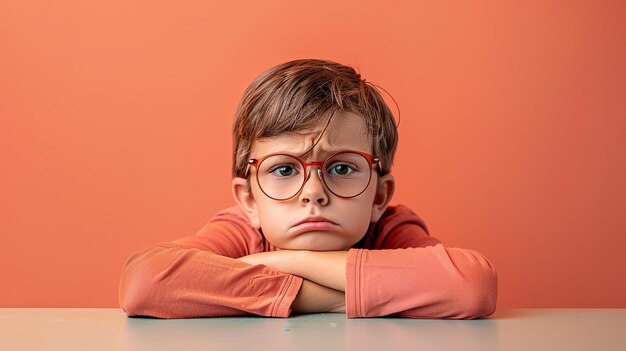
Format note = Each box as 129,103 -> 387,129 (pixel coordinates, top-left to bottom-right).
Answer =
232,111 -> 395,251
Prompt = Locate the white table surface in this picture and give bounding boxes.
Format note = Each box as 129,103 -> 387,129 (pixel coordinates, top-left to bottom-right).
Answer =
1,308 -> 625,351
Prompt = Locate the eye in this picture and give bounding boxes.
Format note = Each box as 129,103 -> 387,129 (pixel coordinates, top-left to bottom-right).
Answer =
328,163 -> 356,176
268,164 -> 299,177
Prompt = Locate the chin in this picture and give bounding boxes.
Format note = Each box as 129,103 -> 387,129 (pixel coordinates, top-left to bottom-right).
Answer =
284,232 -> 352,251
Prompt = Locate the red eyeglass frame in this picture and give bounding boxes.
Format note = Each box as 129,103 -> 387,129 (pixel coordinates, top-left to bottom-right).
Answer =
244,150 -> 381,201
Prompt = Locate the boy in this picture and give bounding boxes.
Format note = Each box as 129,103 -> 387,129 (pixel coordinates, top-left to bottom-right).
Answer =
119,59 -> 498,319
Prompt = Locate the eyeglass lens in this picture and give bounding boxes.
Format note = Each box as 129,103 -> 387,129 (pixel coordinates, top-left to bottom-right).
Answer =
256,152 -> 372,200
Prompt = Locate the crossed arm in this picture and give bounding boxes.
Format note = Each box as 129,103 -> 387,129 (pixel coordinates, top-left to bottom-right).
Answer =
121,205 -> 497,319
237,250 -> 348,313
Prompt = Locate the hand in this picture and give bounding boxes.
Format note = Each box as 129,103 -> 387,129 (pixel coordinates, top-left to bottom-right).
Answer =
292,279 -> 346,314
238,252 -> 347,314
328,304 -> 346,313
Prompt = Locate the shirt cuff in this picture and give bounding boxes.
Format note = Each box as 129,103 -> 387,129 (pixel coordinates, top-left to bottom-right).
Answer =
345,248 -> 364,318
272,274 -> 304,317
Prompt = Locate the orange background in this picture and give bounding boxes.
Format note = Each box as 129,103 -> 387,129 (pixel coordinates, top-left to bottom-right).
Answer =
1,1 -> 625,308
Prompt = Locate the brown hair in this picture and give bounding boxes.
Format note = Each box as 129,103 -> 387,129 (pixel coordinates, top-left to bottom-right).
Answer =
232,58 -> 399,179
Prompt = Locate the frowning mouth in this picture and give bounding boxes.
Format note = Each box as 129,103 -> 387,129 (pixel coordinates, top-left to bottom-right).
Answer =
291,221 -> 339,234
293,216 -> 337,227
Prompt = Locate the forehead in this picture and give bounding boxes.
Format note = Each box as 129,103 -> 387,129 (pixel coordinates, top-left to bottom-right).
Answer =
252,111 -> 371,158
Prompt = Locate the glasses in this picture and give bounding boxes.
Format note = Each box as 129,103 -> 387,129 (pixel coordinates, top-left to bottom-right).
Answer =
245,150 -> 380,201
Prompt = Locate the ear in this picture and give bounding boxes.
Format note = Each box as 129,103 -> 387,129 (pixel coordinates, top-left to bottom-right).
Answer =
370,173 -> 395,223
231,177 -> 261,229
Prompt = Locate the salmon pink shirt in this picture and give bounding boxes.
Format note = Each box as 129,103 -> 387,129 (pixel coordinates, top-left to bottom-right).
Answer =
119,204 -> 498,319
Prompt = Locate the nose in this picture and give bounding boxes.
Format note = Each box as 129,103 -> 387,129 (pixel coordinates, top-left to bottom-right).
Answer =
298,167 -> 329,206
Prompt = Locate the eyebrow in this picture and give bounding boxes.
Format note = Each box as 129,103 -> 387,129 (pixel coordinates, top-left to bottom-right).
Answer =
251,148 -> 365,161
278,148 -> 351,158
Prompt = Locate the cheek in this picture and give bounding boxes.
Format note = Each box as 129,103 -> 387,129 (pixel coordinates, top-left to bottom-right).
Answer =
255,198 -> 289,243
256,198 -> 277,225
341,198 -> 375,230
352,206 -> 374,230
350,186 -> 378,227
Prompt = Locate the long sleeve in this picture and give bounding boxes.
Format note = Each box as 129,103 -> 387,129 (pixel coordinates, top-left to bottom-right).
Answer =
345,205 -> 498,319
118,206 -> 303,318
